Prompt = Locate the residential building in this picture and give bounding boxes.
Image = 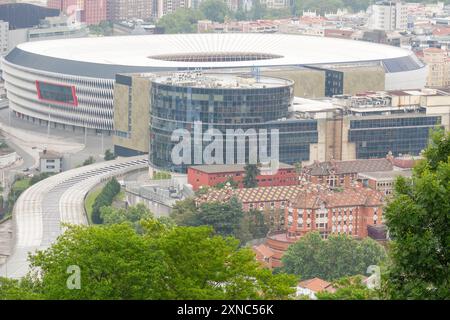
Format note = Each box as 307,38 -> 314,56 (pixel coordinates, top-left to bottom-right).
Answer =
196,182 -> 384,240
253,243 -> 275,269
156,0 -> 190,18
302,158 -> 394,188
259,0 -> 289,10
48,0 -> 106,24
82,0 -> 107,25
225,0 -> 239,12
296,278 -> 336,300
108,0 -> 153,21
422,48 -> 450,88
324,28 -> 354,39
27,15 -> 88,42
47,0 -> 78,12
39,149 -> 63,173
368,1 -> 407,31
265,184 -> 383,267
197,182 -> 385,267
187,163 -> 298,191
0,20 -> 8,56
358,170 -> 412,195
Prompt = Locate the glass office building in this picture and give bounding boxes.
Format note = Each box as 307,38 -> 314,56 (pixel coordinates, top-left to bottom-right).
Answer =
348,114 -> 442,159
149,73 -> 318,172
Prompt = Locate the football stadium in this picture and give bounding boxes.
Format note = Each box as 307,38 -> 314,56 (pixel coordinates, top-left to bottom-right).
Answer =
1,33 -> 427,133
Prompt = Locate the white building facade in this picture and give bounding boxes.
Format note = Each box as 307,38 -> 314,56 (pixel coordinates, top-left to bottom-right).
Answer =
369,1 -> 407,31
0,20 -> 8,56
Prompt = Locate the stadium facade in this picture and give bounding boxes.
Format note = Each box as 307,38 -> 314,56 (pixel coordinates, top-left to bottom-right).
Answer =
1,33 -> 428,133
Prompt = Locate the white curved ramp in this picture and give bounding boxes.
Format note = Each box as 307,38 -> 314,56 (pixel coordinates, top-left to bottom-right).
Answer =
0,155 -> 148,279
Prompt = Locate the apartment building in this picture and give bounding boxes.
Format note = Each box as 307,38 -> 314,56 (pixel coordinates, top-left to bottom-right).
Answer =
368,1 -> 407,31
108,0 -> 153,21
0,20 -> 8,56
156,0 -> 191,18
422,47 -> 450,88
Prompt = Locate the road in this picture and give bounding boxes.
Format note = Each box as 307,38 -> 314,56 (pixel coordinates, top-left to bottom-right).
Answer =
0,108 -> 113,171
0,155 -> 148,279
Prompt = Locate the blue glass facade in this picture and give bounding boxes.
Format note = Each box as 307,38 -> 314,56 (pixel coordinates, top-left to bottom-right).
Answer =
149,80 -> 318,172
348,115 -> 442,158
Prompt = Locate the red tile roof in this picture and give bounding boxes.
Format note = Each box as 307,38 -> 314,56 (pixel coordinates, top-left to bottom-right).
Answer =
304,158 -> 393,176
298,278 -> 336,293
195,182 -> 383,209
253,244 -> 274,258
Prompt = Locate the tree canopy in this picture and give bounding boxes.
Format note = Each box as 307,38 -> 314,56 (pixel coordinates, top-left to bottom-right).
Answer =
282,232 -> 387,281
100,203 -> 154,232
382,128 -> 450,299
104,149 -> 116,161
243,164 -> 260,188
156,8 -> 204,33
1,221 -> 297,299
91,178 -> 121,224
316,275 -> 378,300
170,196 -> 272,243
293,0 -> 371,15
199,0 -> 230,23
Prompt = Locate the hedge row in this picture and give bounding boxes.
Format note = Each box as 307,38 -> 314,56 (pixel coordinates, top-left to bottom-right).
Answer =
91,178 -> 121,224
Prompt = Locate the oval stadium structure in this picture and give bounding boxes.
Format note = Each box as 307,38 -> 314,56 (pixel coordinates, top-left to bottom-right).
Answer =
1,33 -> 427,132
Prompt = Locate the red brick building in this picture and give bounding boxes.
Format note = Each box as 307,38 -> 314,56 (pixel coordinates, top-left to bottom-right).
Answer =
266,185 -> 383,267
188,163 -> 298,191
48,0 -> 106,25
82,0 -> 106,25
47,0 -> 78,12
196,182 -> 384,268
302,158 -> 393,188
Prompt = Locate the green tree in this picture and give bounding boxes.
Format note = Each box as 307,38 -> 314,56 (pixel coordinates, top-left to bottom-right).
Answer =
282,232 -> 386,281
170,198 -> 200,226
104,149 -> 116,161
197,197 -> 244,239
3,222 -> 297,299
156,8 -> 204,34
243,164 -> 260,188
81,156 -> 95,166
171,197 -> 257,244
89,21 -> 113,36
91,178 -> 121,224
382,128 -> 450,299
28,223 -> 165,299
294,162 -> 302,175
100,203 -> 153,232
30,172 -> 54,185
249,0 -> 266,20
246,209 -> 270,239
0,277 -> 42,300
199,0 -> 229,23
316,275 -> 377,300
215,177 -> 239,189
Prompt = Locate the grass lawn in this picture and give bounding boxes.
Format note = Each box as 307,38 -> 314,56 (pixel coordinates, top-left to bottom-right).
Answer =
12,178 -> 31,191
84,186 -> 102,225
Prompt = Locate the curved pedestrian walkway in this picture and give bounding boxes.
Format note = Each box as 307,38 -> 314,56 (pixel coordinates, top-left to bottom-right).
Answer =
0,155 -> 148,278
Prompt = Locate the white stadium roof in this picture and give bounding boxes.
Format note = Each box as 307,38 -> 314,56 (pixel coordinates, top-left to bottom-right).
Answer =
15,33 -> 414,68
